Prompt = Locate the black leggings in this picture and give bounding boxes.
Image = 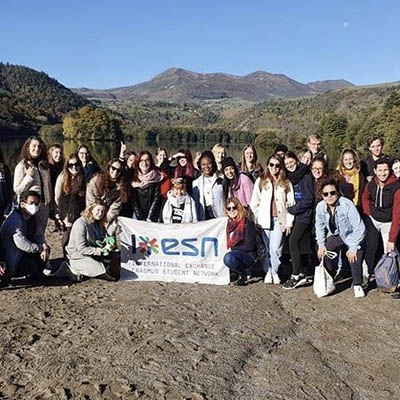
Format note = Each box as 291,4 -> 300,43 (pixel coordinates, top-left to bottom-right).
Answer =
288,221 -> 312,276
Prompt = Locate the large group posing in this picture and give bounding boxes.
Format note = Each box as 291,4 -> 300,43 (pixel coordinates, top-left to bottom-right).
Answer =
1,134 -> 400,298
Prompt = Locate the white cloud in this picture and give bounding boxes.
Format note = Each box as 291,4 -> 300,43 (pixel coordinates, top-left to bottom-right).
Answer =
344,21 -> 350,28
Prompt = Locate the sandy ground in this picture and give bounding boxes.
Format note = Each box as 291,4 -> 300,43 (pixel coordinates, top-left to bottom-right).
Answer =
1,222 -> 400,400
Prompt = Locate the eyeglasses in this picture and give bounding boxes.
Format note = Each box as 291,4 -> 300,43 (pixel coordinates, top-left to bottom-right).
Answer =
227,206 -> 237,211
140,158 -> 151,163
322,190 -> 337,197
269,162 -> 281,168
110,165 -> 122,173
68,162 -> 79,168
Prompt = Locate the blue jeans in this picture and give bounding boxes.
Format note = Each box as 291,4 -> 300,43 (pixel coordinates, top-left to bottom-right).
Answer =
262,217 -> 283,274
224,250 -> 255,275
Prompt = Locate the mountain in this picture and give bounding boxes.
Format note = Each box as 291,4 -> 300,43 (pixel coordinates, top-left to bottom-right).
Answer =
306,79 -> 354,92
0,63 -> 89,135
72,68 -> 354,103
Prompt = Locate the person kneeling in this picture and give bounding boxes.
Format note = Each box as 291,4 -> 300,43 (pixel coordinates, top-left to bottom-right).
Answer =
66,202 -> 118,282
223,197 -> 256,286
0,191 -> 50,285
315,178 -> 366,298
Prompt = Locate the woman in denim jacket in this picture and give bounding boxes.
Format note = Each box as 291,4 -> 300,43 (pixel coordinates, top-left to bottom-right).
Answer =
315,177 -> 366,298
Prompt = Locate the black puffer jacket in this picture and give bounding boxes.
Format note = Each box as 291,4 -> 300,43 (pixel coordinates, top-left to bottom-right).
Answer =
130,182 -> 162,222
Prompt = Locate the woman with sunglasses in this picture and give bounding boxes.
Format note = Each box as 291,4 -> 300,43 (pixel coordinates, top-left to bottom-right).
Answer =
315,177 -> 366,298
86,158 -> 128,222
250,155 -> 295,284
224,197 -> 256,286
54,153 -> 86,252
129,151 -> 163,222
192,151 -> 225,220
222,157 -> 254,208
282,151 -> 315,289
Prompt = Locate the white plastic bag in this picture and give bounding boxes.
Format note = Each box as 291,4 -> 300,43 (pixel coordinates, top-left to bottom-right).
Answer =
313,255 -> 336,298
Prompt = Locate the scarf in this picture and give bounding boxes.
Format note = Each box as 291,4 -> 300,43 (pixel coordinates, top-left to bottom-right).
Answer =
287,163 -> 308,186
226,216 -> 246,249
131,169 -> 163,189
338,166 -> 360,205
163,191 -> 196,223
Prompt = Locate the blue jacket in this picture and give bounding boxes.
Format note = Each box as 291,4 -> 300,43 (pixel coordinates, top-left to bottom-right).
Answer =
315,196 -> 365,252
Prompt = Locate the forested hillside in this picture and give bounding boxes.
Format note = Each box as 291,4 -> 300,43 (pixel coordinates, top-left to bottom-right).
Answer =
0,63 -> 89,135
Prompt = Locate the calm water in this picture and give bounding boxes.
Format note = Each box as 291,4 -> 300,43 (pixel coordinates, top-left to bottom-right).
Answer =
1,138 -> 277,172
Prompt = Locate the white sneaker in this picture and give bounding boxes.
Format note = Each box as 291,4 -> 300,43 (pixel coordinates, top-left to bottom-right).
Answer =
354,285 -> 365,298
264,271 -> 273,284
272,272 -> 281,285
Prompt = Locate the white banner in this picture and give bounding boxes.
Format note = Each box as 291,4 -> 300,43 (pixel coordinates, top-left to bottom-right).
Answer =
118,217 -> 230,285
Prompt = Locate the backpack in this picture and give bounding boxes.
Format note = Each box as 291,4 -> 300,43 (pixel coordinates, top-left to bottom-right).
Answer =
374,251 -> 400,293
254,224 -> 266,264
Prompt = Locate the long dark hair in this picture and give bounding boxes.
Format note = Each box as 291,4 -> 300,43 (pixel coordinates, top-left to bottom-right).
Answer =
174,148 -> 195,179
131,151 -> 157,182
197,151 -> 217,176
94,158 -> 128,202
19,136 -> 48,168
222,160 -> 240,200
60,153 -> 85,195
260,154 -> 290,191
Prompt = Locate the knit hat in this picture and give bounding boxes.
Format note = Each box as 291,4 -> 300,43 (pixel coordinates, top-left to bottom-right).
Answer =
221,157 -> 236,171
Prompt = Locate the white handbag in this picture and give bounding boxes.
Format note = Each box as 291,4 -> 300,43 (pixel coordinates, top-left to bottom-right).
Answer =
313,251 -> 337,298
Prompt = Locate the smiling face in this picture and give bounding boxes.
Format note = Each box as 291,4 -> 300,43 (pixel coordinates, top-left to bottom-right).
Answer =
226,201 -> 238,220
224,166 -> 235,180
29,139 -> 41,159
311,160 -> 324,179
52,148 -> 62,163
214,148 -> 226,163
342,152 -> 355,170
139,154 -> 152,174
244,147 -> 254,163
92,205 -> 106,221
268,157 -> 281,178
173,186 -> 185,198
374,163 -> 390,183
321,184 -> 339,207
127,154 -> 135,169
68,157 -> 80,176
178,156 -> 188,167
284,156 -> 298,173
392,161 -> 400,178
78,148 -> 89,165
369,139 -> 383,158
109,161 -> 122,180
156,150 -> 167,165
200,156 -> 213,177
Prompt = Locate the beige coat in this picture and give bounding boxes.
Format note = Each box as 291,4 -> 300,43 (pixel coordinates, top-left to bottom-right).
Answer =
13,160 -> 52,205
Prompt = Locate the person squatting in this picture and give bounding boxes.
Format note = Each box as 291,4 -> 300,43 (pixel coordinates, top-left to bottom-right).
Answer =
1,134 -> 399,298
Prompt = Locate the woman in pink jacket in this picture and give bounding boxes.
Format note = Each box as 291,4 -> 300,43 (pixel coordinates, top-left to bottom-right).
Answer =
221,157 -> 254,207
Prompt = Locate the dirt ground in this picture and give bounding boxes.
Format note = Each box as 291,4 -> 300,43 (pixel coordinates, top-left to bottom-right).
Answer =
1,224 -> 400,400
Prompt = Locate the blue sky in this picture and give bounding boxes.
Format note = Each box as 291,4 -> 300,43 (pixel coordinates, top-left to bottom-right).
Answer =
1,0 -> 399,88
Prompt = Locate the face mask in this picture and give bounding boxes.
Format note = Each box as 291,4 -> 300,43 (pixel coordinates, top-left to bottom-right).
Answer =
24,204 -> 39,216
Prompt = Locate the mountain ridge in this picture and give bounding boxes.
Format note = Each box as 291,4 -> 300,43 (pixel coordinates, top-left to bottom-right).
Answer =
72,67 -> 354,102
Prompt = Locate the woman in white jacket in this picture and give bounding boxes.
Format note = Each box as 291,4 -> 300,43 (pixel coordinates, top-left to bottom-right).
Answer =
250,154 -> 295,284
162,178 -> 197,223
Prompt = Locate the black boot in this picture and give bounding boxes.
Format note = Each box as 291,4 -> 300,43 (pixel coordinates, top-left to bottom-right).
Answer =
234,274 -> 247,286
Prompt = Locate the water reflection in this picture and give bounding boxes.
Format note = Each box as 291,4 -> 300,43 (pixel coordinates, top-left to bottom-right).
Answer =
2,138 -> 276,170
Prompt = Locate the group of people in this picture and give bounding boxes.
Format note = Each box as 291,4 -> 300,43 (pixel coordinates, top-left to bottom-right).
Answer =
1,134 -> 399,298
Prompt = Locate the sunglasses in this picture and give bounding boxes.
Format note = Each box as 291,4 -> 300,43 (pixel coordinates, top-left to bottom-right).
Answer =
110,165 -> 122,172
322,190 -> 337,197
68,162 -> 79,168
269,162 -> 281,168
227,206 -> 237,211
